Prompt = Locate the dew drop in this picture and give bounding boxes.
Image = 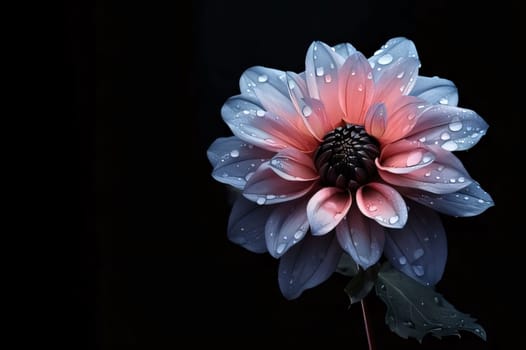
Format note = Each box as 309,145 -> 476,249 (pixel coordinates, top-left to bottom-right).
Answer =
399,256 -> 407,265
449,121 -> 463,131
294,230 -> 304,240
406,150 -> 423,167
316,66 -> 324,76
419,136 -> 426,142
449,178 -> 456,183
266,194 -> 276,200
351,70 -> 356,76
422,154 -> 433,163
367,72 -> 373,80
287,80 -> 296,89
413,248 -> 424,259
379,284 -> 386,291
230,150 -> 240,157
357,84 -> 363,91
458,176 -> 465,183
434,296 -> 440,304
302,105 -> 312,117
439,97 -> 449,105
257,74 -> 268,83
256,197 -> 266,205
276,243 -> 286,254
424,172 -> 431,177
324,74 -> 332,83
368,204 -> 378,212
413,265 -> 424,276
389,215 -> 399,224
478,199 -> 484,203
440,132 -> 451,140
245,172 -> 254,181
397,71 -> 405,79
378,54 -> 393,65
256,110 -> 265,117
441,141 -> 458,151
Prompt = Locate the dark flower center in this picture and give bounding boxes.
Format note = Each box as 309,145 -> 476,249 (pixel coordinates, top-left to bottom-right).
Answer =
314,125 -> 380,190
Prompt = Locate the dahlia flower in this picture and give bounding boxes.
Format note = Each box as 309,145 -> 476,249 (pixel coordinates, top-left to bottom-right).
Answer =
207,37 -> 493,300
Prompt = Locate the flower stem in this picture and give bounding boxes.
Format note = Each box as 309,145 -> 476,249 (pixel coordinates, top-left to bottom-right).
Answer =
361,298 -> 375,350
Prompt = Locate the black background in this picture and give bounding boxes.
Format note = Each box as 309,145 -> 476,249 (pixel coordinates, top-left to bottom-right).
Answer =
90,0 -> 523,349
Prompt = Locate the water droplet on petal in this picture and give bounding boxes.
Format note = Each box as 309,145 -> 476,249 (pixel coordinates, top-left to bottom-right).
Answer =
276,243 -> 286,254
367,72 -> 373,80
302,105 -> 312,117
316,66 -> 324,76
434,296 -> 440,304
378,54 -> 393,65
389,215 -> 399,224
439,97 -> 449,105
449,178 -> 456,183
324,74 -> 332,83
230,150 -> 240,157
266,194 -> 276,200
256,197 -> 266,205
419,136 -> 426,142
442,140 -> 458,151
294,230 -> 304,240
245,172 -> 254,181
351,70 -> 356,76
399,256 -> 407,265
287,80 -> 296,89
406,150 -> 423,167
422,154 -> 433,163
440,132 -> 451,140
458,176 -> 465,183
257,74 -> 268,83
424,172 -> 431,177
357,84 -> 363,91
449,121 -> 463,131
256,110 -> 265,117
397,71 -> 405,79
413,248 -> 424,259
368,205 -> 378,212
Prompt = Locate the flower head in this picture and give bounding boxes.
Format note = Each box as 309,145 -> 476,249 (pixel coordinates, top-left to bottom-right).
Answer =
207,38 -> 493,300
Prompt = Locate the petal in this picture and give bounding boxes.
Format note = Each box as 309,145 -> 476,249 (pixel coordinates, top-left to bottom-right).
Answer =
410,76 -> 459,106
378,95 -> 429,143
399,181 -> 494,217
376,139 -> 435,174
335,204 -> 385,269
221,95 -> 318,152
286,72 -> 335,140
307,187 -> 352,236
239,66 -> 289,100
384,201 -> 447,286
356,183 -> 408,228
265,198 -> 309,258
332,42 -> 357,59
338,52 -> 375,125
379,146 -> 473,194
243,162 -> 316,204
208,136 -> 275,189
305,41 -> 345,124
368,37 -> 419,72
278,233 -> 342,300
227,196 -> 274,253
406,105 -> 489,151
364,102 -> 387,138
373,57 -> 420,111
269,147 -> 319,181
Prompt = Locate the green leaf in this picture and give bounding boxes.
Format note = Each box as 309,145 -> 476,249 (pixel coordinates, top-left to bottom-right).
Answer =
375,263 -> 487,342
344,264 -> 379,305
336,253 -> 359,277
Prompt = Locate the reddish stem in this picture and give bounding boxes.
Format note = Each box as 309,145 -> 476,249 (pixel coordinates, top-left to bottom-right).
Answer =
361,298 -> 376,350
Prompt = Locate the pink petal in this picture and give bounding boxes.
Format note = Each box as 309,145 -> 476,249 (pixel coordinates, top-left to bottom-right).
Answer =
373,57 -> 420,112
364,102 -> 387,138
221,95 -> 318,152
286,72 -> 335,140
243,162 -> 316,204
378,146 -> 472,194
305,41 -> 345,126
307,187 -> 352,236
265,198 -> 309,258
376,139 -> 435,174
335,204 -> 385,269
269,148 -> 319,181
338,52 -> 375,125
356,182 -> 408,228
377,95 -> 429,143
406,105 -> 489,151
